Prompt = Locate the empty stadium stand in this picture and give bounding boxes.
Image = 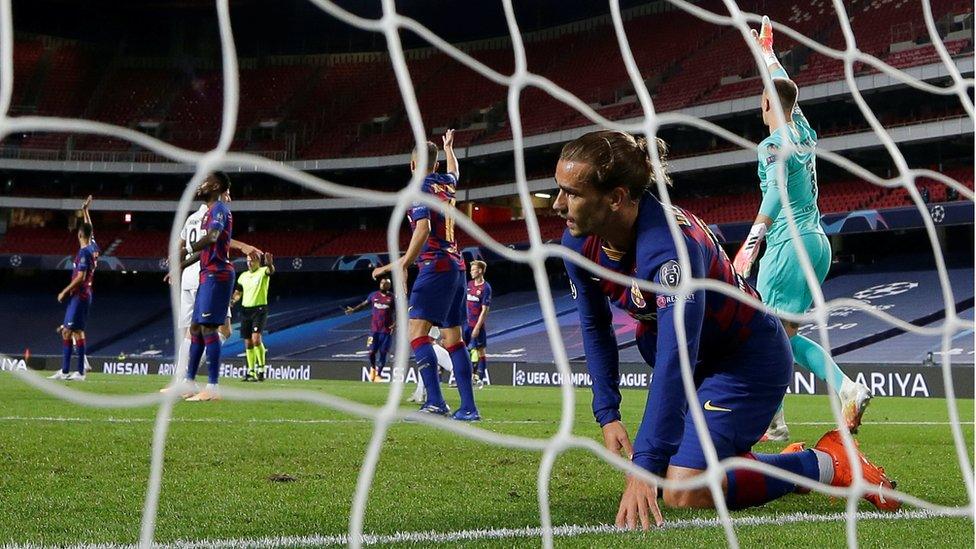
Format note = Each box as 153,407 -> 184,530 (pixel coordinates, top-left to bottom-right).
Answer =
1,0 -> 969,160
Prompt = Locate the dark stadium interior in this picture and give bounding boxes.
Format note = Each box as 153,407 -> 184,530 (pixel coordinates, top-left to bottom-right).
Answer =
0,0 -> 972,363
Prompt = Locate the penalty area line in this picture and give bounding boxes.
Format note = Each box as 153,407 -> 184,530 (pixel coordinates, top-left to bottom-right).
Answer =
21,510 -> 964,548
0,416 -> 964,427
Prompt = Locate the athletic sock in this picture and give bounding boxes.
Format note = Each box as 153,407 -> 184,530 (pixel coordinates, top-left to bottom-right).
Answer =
187,333 -> 205,380
61,338 -> 73,374
256,343 -> 266,372
412,336 -> 444,407
377,350 -> 388,376
790,334 -> 847,391
446,342 -> 476,413
176,336 -> 192,378
245,347 -> 256,376
477,354 -> 487,380
725,450 -> 821,509
368,350 -> 377,369
204,333 -> 221,385
75,338 -> 86,375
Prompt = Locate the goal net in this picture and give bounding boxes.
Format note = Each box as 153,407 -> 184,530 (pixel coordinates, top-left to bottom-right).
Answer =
5,0 -> 974,547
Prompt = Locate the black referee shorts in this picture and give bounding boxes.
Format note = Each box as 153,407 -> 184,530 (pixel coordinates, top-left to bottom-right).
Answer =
240,306 -> 268,338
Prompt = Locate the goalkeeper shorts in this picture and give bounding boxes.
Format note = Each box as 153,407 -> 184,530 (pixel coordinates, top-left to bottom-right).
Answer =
757,232 -> 831,316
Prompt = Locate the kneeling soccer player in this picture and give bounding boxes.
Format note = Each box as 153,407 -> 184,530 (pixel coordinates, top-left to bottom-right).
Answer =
555,130 -> 898,529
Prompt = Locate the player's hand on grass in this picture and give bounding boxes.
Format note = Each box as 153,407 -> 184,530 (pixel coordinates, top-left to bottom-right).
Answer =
602,420 -> 634,459
616,474 -> 663,530
442,128 -> 455,149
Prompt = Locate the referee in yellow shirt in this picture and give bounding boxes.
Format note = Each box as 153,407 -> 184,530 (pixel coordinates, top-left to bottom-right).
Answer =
232,253 -> 274,381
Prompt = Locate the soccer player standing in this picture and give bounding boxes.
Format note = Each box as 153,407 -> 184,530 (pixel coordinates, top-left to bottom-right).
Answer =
163,191 -> 260,393
233,252 -> 274,381
732,16 -> 871,441
372,129 -> 480,421
464,260 -> 492,386
180,173 -> 235,402
50,195 -> 98,381
555,130 -> 897,529
345,277 -> 396,382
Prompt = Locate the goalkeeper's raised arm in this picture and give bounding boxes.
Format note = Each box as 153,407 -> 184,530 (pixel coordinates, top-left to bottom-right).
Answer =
733,14 -> 817,278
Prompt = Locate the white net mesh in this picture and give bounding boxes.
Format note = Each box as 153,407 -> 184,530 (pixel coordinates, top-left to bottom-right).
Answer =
4,0 -> 974,547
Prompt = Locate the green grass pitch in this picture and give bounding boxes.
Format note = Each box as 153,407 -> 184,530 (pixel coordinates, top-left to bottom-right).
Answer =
0,373 -> 972,547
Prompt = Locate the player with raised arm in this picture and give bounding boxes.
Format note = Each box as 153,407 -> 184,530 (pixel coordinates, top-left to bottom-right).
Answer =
732,16 -> 871,441
372,129 -> 480,421
555,130 -> 898,530
163,190 -> 260,394
50,195 -> 98,381
464,260 -> 491,386
345,277 -> 396,382
232,252 -> 275,382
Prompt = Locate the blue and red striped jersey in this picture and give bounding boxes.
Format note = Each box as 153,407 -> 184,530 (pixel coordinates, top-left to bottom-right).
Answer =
70,240 -> 99,301
199,200 -> 234,282
465,280 -> 492,328
562,191 -> 778,475
368,290 -> 396,334
407,172 -> 465,272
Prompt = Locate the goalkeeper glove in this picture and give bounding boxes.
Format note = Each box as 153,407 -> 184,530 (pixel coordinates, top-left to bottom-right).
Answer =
733,223 -> 767,278
752,15 -> 778,68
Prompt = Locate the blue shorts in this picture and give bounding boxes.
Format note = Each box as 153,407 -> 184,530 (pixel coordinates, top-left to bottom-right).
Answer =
63,295 -> 91,331
369,332 -> 392,353
409,268 -> 466,328
463,325 -> 487,349
669,320 -> 793,470
192,274 -> 234,326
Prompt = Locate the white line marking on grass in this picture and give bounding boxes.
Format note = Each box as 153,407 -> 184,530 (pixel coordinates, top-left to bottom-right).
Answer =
0,416 -> 968,427
6,510 -> 964,548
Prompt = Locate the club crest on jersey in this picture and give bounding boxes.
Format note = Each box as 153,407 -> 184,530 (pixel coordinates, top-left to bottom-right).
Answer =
659,260 -> 681,290
630,279 -> 646,308
764,143 -> 781,166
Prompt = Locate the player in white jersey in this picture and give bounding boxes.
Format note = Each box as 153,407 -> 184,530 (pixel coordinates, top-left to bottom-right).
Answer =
163,199 -> 261,395
408,327 -> 454,403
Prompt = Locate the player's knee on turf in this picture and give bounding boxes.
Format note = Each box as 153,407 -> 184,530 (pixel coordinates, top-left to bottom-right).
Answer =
662,466 -> 720,509
662,487 -> 716,509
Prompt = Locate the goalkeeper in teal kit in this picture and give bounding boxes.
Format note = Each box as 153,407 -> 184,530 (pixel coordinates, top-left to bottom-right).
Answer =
733,17 -> 871,441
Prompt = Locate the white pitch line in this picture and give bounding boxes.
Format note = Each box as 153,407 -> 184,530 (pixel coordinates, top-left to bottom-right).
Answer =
5,510 -> 966,549
0,416 -> 969,427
